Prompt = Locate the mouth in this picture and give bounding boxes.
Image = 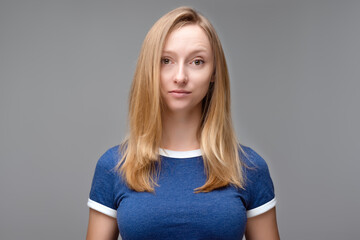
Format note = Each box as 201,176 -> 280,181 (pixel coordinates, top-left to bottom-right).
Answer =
168,90 -> 191,97
169,90 -> 191,94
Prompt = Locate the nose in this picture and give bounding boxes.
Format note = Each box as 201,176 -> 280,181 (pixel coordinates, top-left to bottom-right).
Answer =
174,63 -> 188,84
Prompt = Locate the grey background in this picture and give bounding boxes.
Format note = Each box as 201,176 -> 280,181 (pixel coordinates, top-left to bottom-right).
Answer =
1,0 -> 359,239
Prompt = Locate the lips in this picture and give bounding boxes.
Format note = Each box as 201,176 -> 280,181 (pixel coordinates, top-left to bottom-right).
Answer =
168,89 -> 191,98
169,90 -> 191,94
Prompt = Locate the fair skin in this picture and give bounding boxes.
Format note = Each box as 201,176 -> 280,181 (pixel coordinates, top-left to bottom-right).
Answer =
86,209 -> 118,240
160,24 -> 214,151
246,207 -> 280,240
86,24 -> 280,239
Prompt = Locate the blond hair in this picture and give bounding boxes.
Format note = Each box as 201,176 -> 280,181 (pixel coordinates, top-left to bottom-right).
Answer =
116,6 -> 245,193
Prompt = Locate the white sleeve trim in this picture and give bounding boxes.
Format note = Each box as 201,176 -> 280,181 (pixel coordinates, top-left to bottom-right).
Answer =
87,198 -> 117,219
246,197 -> 277,218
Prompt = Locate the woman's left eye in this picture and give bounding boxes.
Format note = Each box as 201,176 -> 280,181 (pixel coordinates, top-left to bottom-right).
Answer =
192,59 -> 204,65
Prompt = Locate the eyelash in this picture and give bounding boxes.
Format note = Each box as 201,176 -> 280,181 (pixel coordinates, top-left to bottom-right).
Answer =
160,58 -> 205,65
161,58 -> 171,64
192,59 -> 204,65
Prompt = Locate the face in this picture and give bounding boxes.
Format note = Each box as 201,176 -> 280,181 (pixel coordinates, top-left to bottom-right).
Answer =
160,24 -> 214,115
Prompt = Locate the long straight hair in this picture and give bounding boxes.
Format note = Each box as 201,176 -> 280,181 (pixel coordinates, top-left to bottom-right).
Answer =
116,6 -> 245,193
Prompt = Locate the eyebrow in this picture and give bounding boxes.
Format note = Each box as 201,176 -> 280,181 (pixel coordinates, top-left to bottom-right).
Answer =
161,49 -> 209,56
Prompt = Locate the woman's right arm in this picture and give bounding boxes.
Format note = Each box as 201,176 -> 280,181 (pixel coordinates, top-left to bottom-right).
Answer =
86,208 -> 119,240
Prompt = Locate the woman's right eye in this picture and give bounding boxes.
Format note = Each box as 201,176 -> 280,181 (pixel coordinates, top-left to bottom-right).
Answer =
161,58 -> 171,64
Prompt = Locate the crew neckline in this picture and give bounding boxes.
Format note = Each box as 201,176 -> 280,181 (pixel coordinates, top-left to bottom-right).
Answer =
159,148 -> 202,158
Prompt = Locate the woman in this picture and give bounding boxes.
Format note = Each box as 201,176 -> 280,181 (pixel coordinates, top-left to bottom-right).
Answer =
87,6 -> 280,240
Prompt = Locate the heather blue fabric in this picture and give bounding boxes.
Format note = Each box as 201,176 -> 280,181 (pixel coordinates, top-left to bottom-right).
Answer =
88,145 -> 275,239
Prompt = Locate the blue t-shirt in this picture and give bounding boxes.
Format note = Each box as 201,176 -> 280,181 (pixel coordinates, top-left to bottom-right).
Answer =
87,145 -> 276,239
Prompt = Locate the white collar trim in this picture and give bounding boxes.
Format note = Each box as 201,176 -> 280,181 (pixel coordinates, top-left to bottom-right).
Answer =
159,148 -> 202,158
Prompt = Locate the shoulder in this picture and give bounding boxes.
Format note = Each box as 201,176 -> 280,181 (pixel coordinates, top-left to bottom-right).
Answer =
88,145 -> 123,215
239,145 -> 269,170
238,145 -> 276,216
95,145 -> 122,173
238,144 -> 274,192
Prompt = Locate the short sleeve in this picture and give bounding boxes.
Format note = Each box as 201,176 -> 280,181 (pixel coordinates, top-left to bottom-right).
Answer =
87,146 -> 119,218
241,146 -> 277,218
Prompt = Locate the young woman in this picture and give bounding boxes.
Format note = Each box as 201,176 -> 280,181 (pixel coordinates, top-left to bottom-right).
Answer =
86,6 -> 280,240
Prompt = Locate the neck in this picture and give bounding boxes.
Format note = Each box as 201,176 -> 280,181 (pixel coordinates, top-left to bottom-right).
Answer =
161,106 -> 202,151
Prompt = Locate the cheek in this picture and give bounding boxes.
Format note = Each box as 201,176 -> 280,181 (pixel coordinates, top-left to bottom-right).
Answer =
160,70 -> 171,89
193,65 -> 213,81
193,78 -> 211,100
160,71 -> 167,89
193,71 -> 212,89
199,83 -> 211,98
159,83 -> 167,100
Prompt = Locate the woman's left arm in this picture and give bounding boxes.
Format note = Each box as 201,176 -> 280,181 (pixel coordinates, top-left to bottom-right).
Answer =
245,207 -> 280,240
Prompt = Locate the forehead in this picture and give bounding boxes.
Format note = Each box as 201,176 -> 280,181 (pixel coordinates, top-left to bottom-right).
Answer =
163,24 -> 212,53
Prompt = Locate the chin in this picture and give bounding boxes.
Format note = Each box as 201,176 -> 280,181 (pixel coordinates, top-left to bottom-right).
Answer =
165,103 -> 202,114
